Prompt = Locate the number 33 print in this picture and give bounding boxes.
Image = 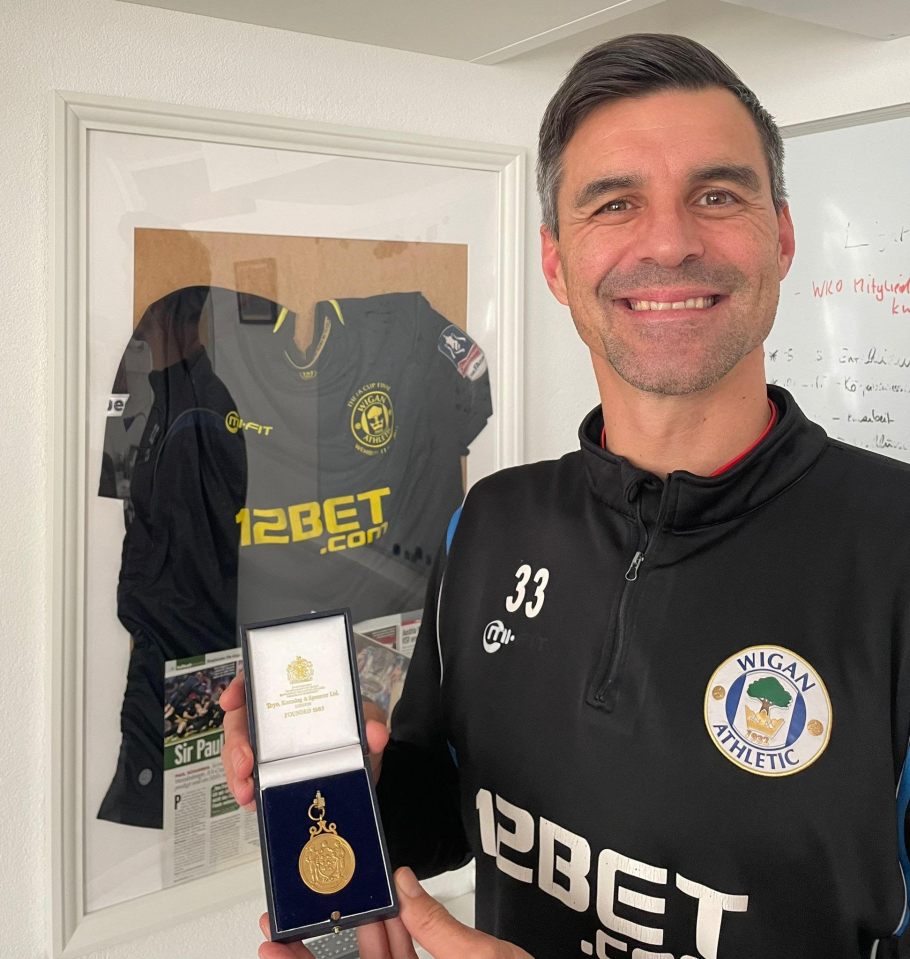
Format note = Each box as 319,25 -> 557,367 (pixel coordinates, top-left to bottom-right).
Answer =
505,564 -> 549,619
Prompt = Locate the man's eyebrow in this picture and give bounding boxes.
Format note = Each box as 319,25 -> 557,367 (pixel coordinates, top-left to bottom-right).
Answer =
572,165 -> 762,210
689,164 -> 762,193
573,174 -> 643,210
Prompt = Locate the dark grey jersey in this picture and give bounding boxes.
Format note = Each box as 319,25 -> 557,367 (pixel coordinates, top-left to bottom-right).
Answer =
99,286 -> 492,827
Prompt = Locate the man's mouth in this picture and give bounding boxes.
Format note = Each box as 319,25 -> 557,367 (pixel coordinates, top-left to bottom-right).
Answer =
625,295 -> 719,312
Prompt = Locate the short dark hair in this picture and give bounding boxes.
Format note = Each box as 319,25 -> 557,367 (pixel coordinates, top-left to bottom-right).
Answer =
537,33 -> 786,237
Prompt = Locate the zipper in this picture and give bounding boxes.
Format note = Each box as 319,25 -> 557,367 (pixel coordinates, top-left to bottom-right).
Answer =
592,479 -> 673,709
625,551 -> 644,581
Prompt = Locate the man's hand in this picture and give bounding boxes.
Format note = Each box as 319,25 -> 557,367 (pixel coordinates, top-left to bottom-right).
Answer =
394,868 -> 533,958
256,869 -> 533,959
219,673 -> 256,809
257,909 -> 419,959
218,672 -> 391,810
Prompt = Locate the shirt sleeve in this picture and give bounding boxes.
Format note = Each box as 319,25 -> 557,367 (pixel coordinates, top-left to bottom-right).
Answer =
149,407 -> 246,610
99,338 -> 153,500
116,396 -> 247,650
890,580 -> 910,948
377,542 -> 471,879
420,294 -> 493,455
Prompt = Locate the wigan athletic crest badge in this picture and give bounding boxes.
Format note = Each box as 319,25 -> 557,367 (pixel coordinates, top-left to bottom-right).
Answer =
704,645 -> 832,777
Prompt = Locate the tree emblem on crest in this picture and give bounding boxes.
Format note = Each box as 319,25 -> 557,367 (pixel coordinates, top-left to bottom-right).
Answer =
744,675 -> 792,744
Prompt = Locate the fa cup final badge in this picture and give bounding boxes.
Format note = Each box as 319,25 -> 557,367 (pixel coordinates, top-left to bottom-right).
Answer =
299,790 -> 356,894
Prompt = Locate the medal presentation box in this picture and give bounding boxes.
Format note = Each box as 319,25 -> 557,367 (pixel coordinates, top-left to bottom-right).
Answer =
241,610 -> 398,941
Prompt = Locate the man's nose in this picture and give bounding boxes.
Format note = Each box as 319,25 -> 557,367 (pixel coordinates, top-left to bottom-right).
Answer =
632,200 -> 705,268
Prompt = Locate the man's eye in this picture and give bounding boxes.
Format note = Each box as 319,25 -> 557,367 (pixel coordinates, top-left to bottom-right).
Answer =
596,199 -> 631,214
698,190 -> 736,206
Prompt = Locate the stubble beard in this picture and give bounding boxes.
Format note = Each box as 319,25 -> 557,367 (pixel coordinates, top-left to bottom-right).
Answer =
583,264 -> 777,397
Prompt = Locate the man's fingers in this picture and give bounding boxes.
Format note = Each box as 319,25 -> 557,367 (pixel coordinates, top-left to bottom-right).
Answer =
257,913 -> 315,959
259,944 -> 312,959
381,914 -> 420,958
220,673 -> 255,808
256,905 -> 417,959
395,868 -> 533,959
395,869 -> 472,954
219,671 -> 247,710
222,709 -> 255,807
360,699 -> 389,784
365,718 -> 390,783
355,914 -> 419,959
361,698 -> 387,726
355,918 -> 397,959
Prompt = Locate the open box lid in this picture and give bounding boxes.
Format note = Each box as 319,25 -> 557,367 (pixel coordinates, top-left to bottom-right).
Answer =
241,611 -> 397,941
241,609 -> 366,772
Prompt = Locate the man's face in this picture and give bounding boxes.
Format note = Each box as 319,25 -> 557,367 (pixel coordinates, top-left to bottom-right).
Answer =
541,87 -> 795,396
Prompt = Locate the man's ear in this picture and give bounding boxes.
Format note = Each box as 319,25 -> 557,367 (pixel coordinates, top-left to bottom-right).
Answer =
776,203 -> 795,281
540,225 -> 569,306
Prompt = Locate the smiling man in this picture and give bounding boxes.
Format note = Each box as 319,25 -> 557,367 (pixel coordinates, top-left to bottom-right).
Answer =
538,67 -> 793,480
222,34 -> 910,959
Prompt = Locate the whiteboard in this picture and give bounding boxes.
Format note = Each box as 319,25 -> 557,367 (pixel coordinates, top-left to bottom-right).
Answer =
765,104 -> 910,463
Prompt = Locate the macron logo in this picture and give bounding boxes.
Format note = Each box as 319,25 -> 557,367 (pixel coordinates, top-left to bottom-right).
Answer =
483,620 -> 515,654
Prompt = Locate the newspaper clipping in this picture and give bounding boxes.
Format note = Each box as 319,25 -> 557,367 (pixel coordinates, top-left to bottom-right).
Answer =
162,648 -> 259,886
353,610 -> 420,721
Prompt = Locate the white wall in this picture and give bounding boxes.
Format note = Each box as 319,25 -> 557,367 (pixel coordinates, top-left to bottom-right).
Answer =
3,0 -> 910,956
525,0 -> 910,136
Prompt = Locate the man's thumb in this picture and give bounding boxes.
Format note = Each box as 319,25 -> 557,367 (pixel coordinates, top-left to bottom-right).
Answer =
394,867 -> 492,956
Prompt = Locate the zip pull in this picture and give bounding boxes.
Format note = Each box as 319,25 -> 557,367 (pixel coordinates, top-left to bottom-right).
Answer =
624,550 -> 644,582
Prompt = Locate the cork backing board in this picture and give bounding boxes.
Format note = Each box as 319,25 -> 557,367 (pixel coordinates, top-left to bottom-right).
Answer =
133,228 -> 468,350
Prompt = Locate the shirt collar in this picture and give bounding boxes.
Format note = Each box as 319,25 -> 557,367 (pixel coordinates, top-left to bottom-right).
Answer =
579,386 -> 828,531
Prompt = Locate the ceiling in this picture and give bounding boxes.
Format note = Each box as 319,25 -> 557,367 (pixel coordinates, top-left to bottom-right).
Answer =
119,0 -> 910,62
719,0 -> 910,41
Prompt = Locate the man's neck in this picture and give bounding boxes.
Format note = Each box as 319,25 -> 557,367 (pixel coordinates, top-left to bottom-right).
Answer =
593,350 -> 771,479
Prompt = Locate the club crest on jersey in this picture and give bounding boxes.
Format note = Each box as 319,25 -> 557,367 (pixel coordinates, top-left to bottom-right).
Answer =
437,325 -> 487,382
348,383 -> 396,455
704,645 -> 831,777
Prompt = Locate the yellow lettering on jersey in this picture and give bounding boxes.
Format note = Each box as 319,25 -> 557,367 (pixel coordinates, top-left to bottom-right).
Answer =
235,487 -> 391,554
236,507 -> 251,547
288,502 -> 323,541
324,523 -> 389,554
252,507 -> 290,544
357,487 -> 391,524
324,495 -> 359,534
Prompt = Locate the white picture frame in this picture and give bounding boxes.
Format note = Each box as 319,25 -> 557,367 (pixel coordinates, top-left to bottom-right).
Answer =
49,91 -> 524,957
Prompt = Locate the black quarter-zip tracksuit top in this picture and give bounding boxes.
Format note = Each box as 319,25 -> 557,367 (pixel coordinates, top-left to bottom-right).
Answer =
378,386 -> 910,959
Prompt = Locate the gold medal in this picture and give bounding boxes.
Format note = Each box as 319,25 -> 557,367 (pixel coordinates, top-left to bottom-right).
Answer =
299,790 -> 356,894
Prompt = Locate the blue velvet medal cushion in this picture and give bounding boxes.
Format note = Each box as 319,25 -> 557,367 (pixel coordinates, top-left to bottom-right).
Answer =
261,768 -> 391,933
